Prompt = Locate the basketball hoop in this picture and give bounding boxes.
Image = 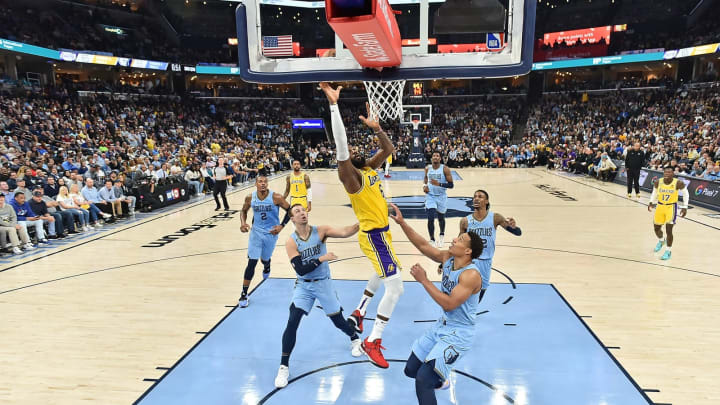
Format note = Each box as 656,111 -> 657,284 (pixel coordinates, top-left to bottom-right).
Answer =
363,80 -> 405,122
411,117 -> 421,130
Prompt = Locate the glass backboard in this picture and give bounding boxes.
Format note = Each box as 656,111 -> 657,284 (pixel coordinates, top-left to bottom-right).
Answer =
234,0 -> 535,83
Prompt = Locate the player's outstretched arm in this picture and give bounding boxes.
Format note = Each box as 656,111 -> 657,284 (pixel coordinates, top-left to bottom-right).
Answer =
458,216 -> 468,235
494,212 -> 522,236
363,102 -> 395,170
648,180 -> 659,212
410,263 -> 482,311
305,174 -> 312,212
390,203 -> 447,263
271,193 -> 292,235
319,223 -> 360,239
240,194 -> 252,232
283,176 -> 290,200
319,82 -> 362,194
287,237 -> 337,276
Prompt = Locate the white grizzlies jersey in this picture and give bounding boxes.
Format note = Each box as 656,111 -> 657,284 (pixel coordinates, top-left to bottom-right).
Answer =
427,164 -> 447,196
466,211 -> 496,262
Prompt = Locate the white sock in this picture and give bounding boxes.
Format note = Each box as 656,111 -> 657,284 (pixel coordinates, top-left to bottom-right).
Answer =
666,246 -> 672,251
658,237 -> 664,242
369,318 -> 388,342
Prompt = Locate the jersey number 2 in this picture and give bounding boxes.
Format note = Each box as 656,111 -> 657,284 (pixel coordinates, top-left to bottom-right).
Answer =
260,213 -> 267,220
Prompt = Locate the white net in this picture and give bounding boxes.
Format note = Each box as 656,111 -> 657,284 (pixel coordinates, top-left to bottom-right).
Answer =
363,80 -> 406,121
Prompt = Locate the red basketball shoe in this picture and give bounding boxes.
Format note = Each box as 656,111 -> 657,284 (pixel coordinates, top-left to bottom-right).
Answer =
348,309 -> 364,334
362,337 -> 388,368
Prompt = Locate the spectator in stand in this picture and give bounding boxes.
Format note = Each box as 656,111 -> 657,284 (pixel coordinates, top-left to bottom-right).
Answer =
99,180 -> 126,219
70,183 -> 105,228
702,164 -> 719,181
28,188 -> 64,239
41,189 -> 77,235
9,192 -> 45,244
0,194 -> 32,254
82,179 -> 117,222
184,163 -> 204,196
13,178 -> 31,200
597,154 -> 617,182
0,181 -> 14,200
112,180 -> 136,215
44,176 -> 60,198
57,186 -> 90,232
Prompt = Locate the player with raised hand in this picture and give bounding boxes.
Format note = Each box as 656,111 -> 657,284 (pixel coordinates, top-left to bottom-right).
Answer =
319,81 -> 403,369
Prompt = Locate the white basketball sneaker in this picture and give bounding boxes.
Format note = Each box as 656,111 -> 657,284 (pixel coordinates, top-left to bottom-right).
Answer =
275,365 -> 289,388
437,234 -> 445,248
351,338 -> 364,357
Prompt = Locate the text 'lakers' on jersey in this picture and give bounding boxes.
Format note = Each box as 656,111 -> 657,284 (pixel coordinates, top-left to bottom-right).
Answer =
348,167 -> 388,231
289,173 -> 307,198
658,178 -> 679,204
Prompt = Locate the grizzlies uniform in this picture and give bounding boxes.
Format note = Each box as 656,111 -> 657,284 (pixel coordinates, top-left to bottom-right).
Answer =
291,226 -> 342,315
248,191 -> 280,261
654,179 -> 679,225
465,211 -> 496,290
289,172 -> 308,209
349,167 -> 401,278
425,164 -> 448,214
411,257 -> 480,380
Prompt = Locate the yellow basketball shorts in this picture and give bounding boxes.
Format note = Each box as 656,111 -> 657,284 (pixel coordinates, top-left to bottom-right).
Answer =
358,226 -> 402,278
290,196 -> 308,209
654,203 -> 677,225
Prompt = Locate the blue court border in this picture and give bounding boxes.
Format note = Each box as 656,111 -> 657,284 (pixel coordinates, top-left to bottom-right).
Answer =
132,280 -> 655,405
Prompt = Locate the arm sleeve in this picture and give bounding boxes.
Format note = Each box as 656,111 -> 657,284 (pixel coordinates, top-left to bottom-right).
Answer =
329,104 -> 350,161
307,188 -> 312,202
290,256 -> 322,276
650,187 -> 658,204
679,187 -> 689,209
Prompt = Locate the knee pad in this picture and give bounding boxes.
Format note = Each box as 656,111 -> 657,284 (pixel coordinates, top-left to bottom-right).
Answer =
416,361 -> 443,389
377,275 -> 404,316
287,303 -> 305,327
261,259 -> 271,271
244,259 -> 259,280
404,352 -> 422,379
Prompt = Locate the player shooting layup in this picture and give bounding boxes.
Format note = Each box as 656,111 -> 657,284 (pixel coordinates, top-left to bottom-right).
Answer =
319,82 -> 403,369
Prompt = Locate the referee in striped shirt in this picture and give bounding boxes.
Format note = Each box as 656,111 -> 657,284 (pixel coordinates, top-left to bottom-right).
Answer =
213,158 -> 232,211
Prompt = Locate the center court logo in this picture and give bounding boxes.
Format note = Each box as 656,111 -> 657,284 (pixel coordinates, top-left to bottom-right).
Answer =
345,196 -> 474,219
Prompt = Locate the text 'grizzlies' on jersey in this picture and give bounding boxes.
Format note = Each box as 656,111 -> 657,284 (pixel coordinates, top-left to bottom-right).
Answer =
427,164 -> 447,196
252,191 -> 280,233
348,167 -> 388,231
466,211 -> 496,290
291,226 -> 329,281
440,257 -> 480,326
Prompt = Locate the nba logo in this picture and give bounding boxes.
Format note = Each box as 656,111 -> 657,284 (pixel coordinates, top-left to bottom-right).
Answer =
486,33 -> 501,50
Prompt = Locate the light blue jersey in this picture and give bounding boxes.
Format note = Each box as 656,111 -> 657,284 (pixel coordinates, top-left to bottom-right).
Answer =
248,191 -> 280,260
251,191 -> 280,233
440,257 -> 480,326
426,164 -> 447,196
291,226 -> 330,281
411,257 -> 480,380
290,226 -> 342,316
466,211 -> 496,290
425,164 -> 448,214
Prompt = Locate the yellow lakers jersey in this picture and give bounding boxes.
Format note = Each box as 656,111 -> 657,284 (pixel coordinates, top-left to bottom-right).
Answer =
657,178 -> 679,204
348,167 -> 388,231
289,172 -> 307,198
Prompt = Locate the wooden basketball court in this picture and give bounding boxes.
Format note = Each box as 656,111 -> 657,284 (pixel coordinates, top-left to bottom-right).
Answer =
1,168 -> 718,405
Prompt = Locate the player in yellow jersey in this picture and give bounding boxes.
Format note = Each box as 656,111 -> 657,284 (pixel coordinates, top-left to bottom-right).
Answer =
648,167 -> 688,260
283,160 -> 311,211
384,154 -> 392,178
320,82 -> 403,369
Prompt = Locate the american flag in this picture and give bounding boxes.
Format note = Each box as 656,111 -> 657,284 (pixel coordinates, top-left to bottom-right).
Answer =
262,35 -> 293,56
